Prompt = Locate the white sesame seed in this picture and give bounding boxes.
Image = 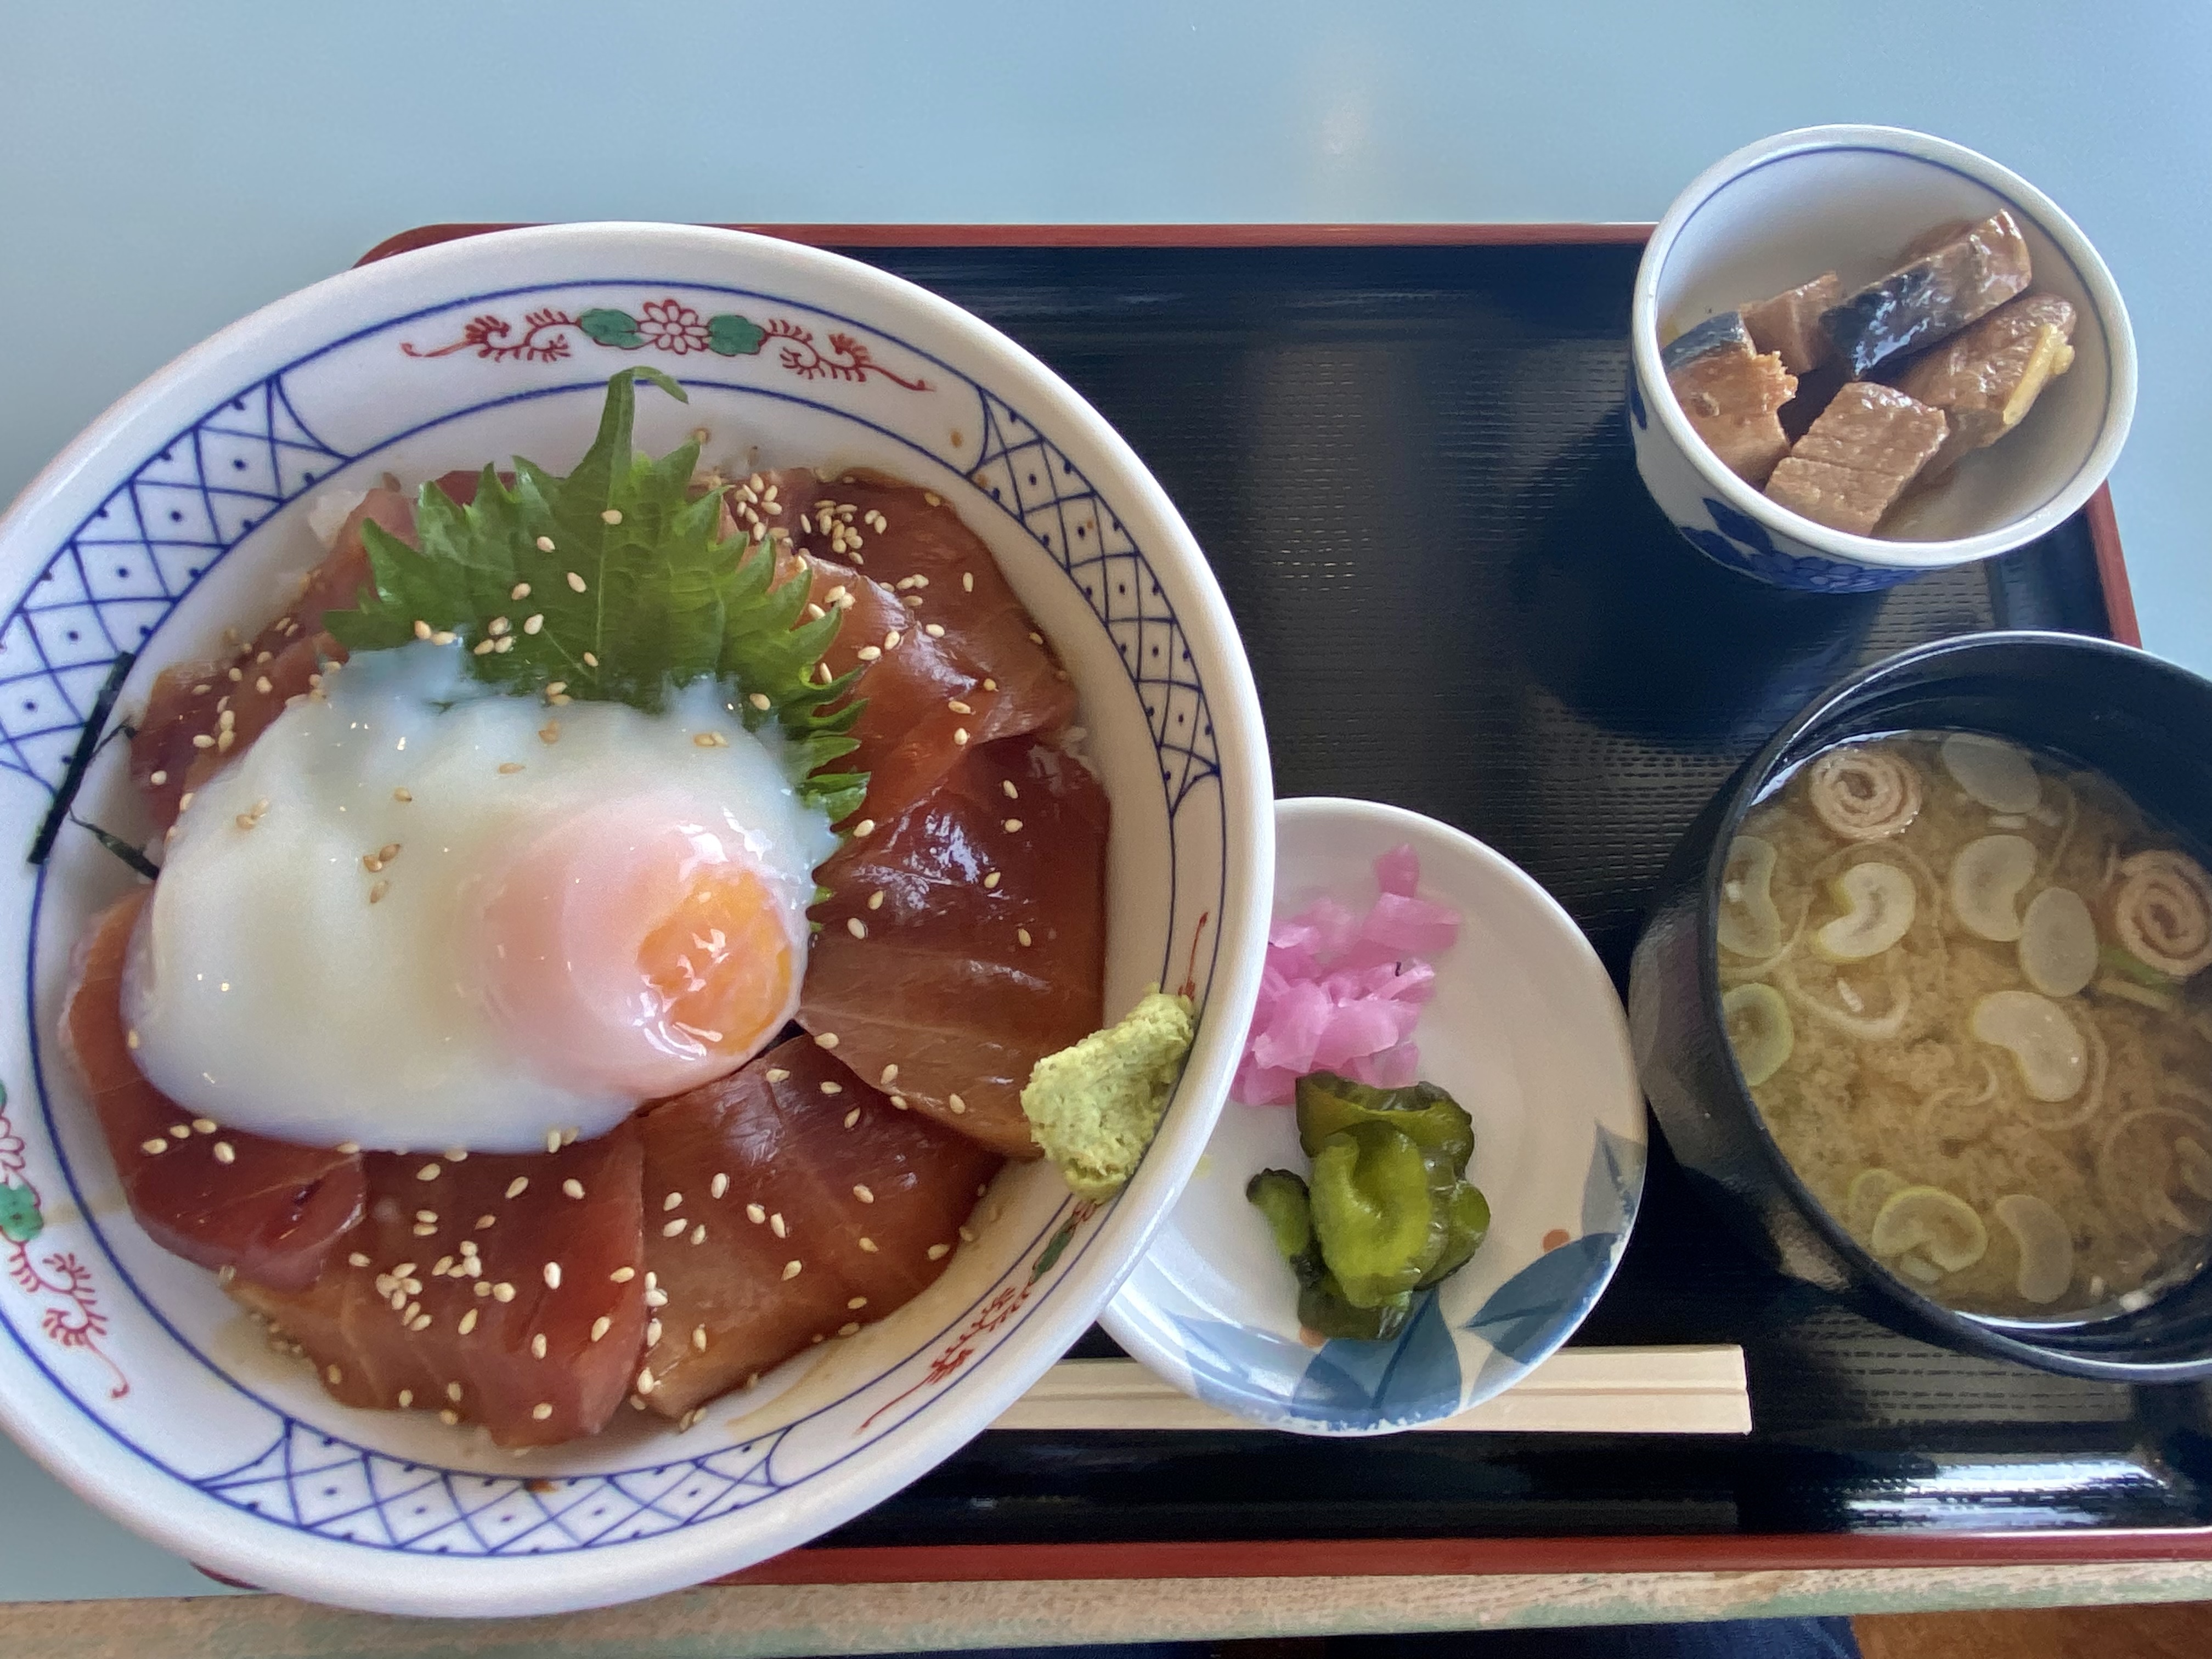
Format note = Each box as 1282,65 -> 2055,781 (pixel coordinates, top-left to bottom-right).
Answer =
417,1162 -> 441,1181
661,1218 -> 687,1237
709,1173 -> 730,1202
531,1402 -> 554,1421
567,571 -> 588,592
747,691 -> 772,711
847,917 -> 868,939
458,1308 -> 479,1335
542,1262 -> 562,1289
644,1287 -> 668,1308
766,1068 -> 789,1082
415,1209 -> 438,1224
499,761 -> 525,775
859,1236 -> 878,1252
924,623 -> 945,637
983,871 -> 1001,890
885,630 -> 902,650
949,1093 -> 967,1115
600,509 -> 622,526
1005,819 -> 1024,832
439,1408 -> 460,1425
544,1129 -> 562,1154
690,1224 -> 706,1245
928,1243 -> 951,1260
582,651 -> 598,667
169,1124 -> 190,1140
693,1325 -> 708,1351
532,1333 -> 548,1359
953,729 -> 968,746
959,1224 -> 977,1242
336,1141 -> 360,1154
148,771 -> 167,787
610,1266 -> 636,1283
493,1282 -> 516,1302
782,1260 -> 803,1280
413,619 -> 433,640
348,1252 -> 370,1268
535,536 -> 556,552
1017,927 -> 1033,947
397,1389 -> 414,1408
947,699 -> 972,715
506,1176 -> 530,1200
820,1081 -> 843,1097
838,1322 -> 860,1337
326,1364 -> 343,1385
769,1212 -> 786,1238
636,1366 -> 656,1395
139,1138 -> 167,1156
868,890 -> 884,910
662,1191 -> 684,1212
474,1280 -> 492,1296
212,1141 -> 237,1164
856,646 -> 882,662
814,1031 -> 840,1049
843,1108 -> 861,1128
1002,780 -> 1020,800
891,1094 -> 908,1110
445,1381 -> 464,1403
646,1318 -> 663,1346
854,819 -> 876,837
523,613 -> 544,635
853,1184 -> 874,1204
193,1117 -> 217,1134
590,1315 -> 611,1342
563,1178 -> 584,1199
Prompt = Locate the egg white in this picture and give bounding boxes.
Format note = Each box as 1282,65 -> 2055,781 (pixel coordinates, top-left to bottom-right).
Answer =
123,644 -> 836,1153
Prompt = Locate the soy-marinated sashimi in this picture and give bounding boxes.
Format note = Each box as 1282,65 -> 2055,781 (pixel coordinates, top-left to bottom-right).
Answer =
633,1034 -> 1000,1419
228,1128 -> 647,1447
766,468 -> 1077,827
58,890 -> 364,1290
58,373 -> 1125,1448
802,737 -> 1108,1158
130,487 -> 404,834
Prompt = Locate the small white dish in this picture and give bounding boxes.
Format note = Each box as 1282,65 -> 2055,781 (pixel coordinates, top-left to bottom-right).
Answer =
1103,798 -> 1646,1435
1629,125 -> 2136,592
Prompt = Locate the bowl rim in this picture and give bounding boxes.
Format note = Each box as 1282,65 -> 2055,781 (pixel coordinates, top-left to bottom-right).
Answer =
0,220 -> 1277,1613
1631,123 -> 2138,572
1692,628 -> 2212,1380
1104,793 -> 1647,1434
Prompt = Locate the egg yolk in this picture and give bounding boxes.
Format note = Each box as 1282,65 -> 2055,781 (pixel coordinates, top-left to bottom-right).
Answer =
479,799 -> 806,1103
636,867 -> 794,1061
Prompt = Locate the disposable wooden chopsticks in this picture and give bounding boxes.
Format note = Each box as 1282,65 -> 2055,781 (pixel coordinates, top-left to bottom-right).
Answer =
989,1346 -> 1750,1435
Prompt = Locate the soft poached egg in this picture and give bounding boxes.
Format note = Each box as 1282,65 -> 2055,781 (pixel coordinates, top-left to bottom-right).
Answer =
123,644 -> 837,1153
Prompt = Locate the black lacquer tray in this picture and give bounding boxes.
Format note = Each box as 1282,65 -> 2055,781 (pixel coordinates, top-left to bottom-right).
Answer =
357,226 -> 2203,1584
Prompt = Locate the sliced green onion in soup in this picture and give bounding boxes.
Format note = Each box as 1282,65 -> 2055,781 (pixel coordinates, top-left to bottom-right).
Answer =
1993,1193 -> 2074,1305
1871,1186 -> 1989,1273
1847,1167 -> 1910,1236
1972,989 -> 2087,1102
1722,982 -> 1793,1086
1940,734 -> 2042,813
2019,887 -> 2099,998
1813,862 -> 1915,962
1950,834 -> 2038,943
1718,836 -> 1784,958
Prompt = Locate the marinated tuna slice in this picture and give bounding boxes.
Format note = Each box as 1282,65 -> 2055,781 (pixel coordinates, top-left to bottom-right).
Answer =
131,488 -> 400,834
1662,312 -> 1798,486
58,890 -> 364,1290
1894,292 -> 2078,473
1764,382 -> 1950,535
1740,272 -> 1841,374
229,1127 -> 648,1447
1819,210 -> 2034,376
759,468 -> 1077,828
633,1035 -> 1001,1418
800,737 -> 1109,1158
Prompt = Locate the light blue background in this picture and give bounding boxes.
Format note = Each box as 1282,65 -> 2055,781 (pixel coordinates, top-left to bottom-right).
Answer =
2,0 -> 2208,1605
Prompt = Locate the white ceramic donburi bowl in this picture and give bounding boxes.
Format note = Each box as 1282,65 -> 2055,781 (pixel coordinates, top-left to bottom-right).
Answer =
0,224 -> 1272,1616
1105,798 -> 1646,1435
1629,125 -> 2136,593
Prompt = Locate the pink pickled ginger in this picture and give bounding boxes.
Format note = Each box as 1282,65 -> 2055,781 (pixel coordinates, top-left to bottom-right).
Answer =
1233,843 -> 1459,1105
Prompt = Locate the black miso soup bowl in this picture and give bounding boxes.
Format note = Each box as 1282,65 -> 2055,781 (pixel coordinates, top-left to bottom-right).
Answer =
1629,630 -> 2212,1382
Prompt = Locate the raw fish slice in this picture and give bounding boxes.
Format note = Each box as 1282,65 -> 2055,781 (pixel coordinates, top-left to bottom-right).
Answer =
800,737 -> 1109,1158
130,488 -> 404,833
634,1035 -> 1001,1418
761,468 -> 1076,827
57,890 -> 363,1290
229,1127 -> 647,1447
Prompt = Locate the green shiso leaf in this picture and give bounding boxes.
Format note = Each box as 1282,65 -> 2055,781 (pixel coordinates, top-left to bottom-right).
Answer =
324,368 -> 864,816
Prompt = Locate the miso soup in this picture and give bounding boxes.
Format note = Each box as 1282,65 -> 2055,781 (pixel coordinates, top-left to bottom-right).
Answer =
1720,730 -> 2212,1319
